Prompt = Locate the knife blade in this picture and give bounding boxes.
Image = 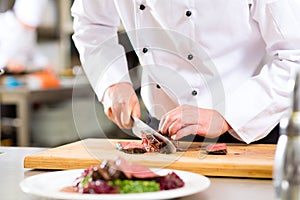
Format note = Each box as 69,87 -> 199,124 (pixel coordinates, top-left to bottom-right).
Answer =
132,117 -> 177,154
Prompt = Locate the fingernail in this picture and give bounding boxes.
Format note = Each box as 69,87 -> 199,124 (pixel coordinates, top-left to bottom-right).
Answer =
171,135 -> 177,140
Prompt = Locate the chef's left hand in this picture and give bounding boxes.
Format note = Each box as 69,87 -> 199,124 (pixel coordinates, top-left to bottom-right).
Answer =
158,105 -> 231,140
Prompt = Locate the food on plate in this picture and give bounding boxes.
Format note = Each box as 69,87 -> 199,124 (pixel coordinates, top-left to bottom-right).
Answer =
205,143 -> 227,155
61,157 -> 185,194
116,133 -> 177,154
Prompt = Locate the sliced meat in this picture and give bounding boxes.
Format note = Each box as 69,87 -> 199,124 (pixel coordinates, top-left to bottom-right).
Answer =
141,134 -> 165,152
116,136 -> 166,154
116,141 -> 147,154
116,157 -> 159,179
205,143 -> 227,155
116,132 -> 177,154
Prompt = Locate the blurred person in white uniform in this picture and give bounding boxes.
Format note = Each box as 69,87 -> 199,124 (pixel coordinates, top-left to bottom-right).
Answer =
0,0 -> 49,74
71,0 -> 300,144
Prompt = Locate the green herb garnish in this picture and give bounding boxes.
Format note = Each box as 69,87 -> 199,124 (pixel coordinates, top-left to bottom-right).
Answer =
109,179 -> 160,193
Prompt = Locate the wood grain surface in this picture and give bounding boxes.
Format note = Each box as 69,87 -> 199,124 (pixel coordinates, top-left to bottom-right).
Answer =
24,138 -> 276,178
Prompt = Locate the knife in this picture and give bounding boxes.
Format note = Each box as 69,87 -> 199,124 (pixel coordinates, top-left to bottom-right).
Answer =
131,117 -> 177,154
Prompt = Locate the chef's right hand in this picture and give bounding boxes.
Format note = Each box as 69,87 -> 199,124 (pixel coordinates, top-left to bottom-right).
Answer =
102,82 -> 140,129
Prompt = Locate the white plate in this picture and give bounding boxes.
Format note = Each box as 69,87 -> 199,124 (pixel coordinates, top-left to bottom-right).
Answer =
20,168 -> 210,200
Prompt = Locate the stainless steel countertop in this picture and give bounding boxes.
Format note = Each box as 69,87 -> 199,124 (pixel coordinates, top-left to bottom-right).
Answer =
0,146 -> 276,200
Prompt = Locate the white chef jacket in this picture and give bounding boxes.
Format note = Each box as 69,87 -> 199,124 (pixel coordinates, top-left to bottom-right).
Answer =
71,0 -> 300,143
0,0 -> 48,70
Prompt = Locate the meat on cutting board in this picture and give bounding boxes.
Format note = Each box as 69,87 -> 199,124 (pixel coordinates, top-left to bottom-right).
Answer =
205,143 -> 227,155
116,141 -> 147,154
116,134 -> 176,154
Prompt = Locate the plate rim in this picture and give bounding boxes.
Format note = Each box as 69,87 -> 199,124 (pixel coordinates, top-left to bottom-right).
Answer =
20,168 -> 210,200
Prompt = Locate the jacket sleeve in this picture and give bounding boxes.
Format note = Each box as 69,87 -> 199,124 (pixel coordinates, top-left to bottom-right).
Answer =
71,0 -> 131,101
224,0 -> 300,143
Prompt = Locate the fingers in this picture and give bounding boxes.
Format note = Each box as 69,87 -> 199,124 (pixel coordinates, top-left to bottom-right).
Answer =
105,103 -> 131,129
124,93 -> 140,128
158,105 -> 229,140
113,99 -> 130,129
171,125 -> 203,140
120,110 -> 132,128
159,105 -> 194,136
159,107 -> 181,134
111,97 -> 139,129
131,100 -> 141,119
102,83 -> 140,129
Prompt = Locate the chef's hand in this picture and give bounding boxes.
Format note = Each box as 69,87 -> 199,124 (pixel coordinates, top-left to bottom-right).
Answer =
102,82 -> 140,129
158,105 -> 231,140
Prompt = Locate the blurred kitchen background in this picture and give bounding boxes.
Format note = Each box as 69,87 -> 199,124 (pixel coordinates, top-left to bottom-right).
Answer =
0,0 -> 141,147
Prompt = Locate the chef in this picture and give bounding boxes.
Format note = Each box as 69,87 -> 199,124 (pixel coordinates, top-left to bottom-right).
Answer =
0,0 -> 49,74
71,0 -> 300,144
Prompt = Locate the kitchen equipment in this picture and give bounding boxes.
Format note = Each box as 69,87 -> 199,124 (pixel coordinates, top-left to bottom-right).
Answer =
273,72 -> 300,200
24,138 -> 276,178
131,117 -> 176,154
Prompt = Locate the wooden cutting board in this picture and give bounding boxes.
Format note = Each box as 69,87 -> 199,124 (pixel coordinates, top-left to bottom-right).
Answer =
24,138 -> 276,178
